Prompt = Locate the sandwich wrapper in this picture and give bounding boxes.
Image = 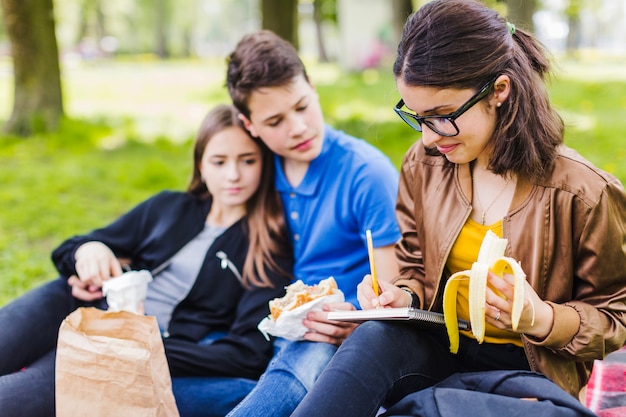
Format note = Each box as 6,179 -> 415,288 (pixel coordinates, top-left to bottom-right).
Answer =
258,289 -> 345,341
102,269 -> 153,314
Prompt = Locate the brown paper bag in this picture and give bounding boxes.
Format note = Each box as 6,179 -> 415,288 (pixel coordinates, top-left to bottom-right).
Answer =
55,307 -> 180,417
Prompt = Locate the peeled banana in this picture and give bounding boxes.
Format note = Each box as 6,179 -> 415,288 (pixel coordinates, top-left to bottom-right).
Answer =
442,230 -> 526,354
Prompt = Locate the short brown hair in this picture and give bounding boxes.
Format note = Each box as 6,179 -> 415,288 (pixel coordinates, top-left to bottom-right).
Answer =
394,0 -> 564,181
226,30 -> 309,119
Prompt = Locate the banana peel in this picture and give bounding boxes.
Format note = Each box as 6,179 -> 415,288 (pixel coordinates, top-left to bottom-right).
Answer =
443,230 -> 526,353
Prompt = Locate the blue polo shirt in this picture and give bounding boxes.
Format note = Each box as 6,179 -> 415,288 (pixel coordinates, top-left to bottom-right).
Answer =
275,125 -> 400,305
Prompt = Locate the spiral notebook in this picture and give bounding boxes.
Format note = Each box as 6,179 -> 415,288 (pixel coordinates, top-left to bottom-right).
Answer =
328,307 -> 470,330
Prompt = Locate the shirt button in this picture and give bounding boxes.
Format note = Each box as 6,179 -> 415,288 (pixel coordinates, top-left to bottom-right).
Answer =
290,211 -> 299,220
289,193 -> 296,198
294,233 -> 300,241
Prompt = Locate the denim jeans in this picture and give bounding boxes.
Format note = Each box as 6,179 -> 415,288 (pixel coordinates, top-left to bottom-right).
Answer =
171,330 -> 257,417
290,321 -> 530,417
226,337 -> 338,417
0,277 -> 86,417
171,377 -> 257,417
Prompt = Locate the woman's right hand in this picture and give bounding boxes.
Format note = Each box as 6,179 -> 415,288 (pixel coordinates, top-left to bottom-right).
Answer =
74,241 -> 123,289
357,275 -> 412,310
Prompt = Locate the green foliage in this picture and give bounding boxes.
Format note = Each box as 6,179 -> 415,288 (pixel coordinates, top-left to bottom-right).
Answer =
548,58 -> 626,181
0,117 -> 192,304
1,58 -> 625,306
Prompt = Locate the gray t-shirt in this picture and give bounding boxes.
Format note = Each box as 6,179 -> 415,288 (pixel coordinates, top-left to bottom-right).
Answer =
144,224 -> 226,332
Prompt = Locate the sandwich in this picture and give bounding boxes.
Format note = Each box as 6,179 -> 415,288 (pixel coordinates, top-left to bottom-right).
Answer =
269,277 -> 338,320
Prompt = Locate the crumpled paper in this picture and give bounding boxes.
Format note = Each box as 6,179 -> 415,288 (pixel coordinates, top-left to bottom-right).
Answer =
257,290 -> 345,341
55,307 -> 179,417
102,270 -> 153,314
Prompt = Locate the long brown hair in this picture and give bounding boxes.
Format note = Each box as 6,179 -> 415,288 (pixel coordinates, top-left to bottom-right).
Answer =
394,0 -> 564,181
188,104 -> 291,287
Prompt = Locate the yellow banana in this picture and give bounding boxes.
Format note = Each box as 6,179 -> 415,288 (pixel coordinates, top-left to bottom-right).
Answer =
491,257 -> 527,331
442,271 -> 467,354
443,230 -> 526,353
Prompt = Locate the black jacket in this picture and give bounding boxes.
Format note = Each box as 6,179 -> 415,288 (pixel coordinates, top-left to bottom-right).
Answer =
52,191 -> 292,379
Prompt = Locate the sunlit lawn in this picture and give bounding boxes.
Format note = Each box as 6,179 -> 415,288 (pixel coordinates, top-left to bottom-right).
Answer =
1,54 -> 625,306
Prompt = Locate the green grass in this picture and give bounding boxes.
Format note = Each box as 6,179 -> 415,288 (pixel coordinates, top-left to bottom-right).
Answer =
1,56 -> 625,306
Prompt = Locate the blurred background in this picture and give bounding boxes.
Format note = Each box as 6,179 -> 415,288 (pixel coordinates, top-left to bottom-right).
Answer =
1,0 -> 625,305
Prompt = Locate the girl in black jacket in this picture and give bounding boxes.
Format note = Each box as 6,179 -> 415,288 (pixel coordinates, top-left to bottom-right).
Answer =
0,105 -> 293,417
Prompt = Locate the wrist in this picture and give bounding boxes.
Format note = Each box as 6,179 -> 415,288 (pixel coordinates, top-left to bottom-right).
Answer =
399,287 -> 418,309
526,301 -> 554,340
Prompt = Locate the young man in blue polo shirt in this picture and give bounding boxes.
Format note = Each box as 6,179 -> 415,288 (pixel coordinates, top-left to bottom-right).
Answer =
224,30 -> 402,417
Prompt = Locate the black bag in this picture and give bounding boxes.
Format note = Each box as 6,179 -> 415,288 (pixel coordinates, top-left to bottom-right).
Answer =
381,370 -> 597,417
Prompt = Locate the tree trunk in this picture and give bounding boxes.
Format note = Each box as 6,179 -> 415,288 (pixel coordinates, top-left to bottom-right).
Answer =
566,14 -> 582,53
1,0 -> 64,136
95,1 -> 106,43
155,0 -> 170,58
504,0 -> 537,33
391,0 -> 413,51
313,0 -> 329,62
262,0 -> 299,49
564,0 -> 583,55
74,0 -> 107,55
75,0 -> 90,45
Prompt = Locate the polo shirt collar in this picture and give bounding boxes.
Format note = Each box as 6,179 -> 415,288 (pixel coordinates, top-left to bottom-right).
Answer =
275,125 -> 332,196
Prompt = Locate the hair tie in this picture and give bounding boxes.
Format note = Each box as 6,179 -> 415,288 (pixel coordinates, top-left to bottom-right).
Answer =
506,21 -> 516,35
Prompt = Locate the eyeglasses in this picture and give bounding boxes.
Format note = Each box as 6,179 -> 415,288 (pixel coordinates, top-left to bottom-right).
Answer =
393,76 -> 498,137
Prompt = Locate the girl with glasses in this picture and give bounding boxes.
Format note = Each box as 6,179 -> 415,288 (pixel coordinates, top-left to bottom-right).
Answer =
291,1 -> 626,416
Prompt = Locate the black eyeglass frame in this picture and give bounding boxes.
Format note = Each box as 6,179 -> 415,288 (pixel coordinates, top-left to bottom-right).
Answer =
393,76 -> 499,137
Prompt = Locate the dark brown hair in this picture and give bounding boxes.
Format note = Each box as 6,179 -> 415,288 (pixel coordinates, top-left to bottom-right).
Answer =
226,30 -> 309,119
394,0 -> 564,181
188,104 -> 291,287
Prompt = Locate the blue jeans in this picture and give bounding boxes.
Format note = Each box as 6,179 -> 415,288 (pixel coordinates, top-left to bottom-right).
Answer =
290,321 -> 530,417
226,337 -> 338,417
0,277 -> 87,417
171,331 -> 257,417
172,377 -> 256,417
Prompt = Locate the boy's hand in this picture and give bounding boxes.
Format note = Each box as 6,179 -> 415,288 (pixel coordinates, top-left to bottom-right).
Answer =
303,302 -> 358,346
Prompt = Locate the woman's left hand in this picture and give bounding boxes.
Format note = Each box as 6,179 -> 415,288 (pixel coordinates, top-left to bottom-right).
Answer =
485,271 -> 554,339
68,274 -> 104,301
302,302 -> 359,346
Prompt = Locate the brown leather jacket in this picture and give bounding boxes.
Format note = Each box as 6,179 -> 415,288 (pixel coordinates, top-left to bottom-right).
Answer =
392,142 -> 626,397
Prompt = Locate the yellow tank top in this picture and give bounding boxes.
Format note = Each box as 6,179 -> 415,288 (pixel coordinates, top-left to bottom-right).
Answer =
446,218 -> 523,347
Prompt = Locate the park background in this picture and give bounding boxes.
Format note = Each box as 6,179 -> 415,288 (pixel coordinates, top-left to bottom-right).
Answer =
1,0 -> 625,306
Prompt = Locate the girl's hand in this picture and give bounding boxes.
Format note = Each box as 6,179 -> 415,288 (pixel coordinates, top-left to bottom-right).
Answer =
357,275 -> 412,310
68,275 -> 103,301
74,241 -> 123,288
485,271 -> 554,339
